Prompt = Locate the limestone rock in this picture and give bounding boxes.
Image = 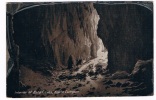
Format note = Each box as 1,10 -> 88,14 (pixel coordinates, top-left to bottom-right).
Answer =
130,59 -> 153,82
13,3 -> 100,68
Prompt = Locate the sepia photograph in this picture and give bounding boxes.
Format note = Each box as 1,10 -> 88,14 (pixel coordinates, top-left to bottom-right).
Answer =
6,1 -> 153,98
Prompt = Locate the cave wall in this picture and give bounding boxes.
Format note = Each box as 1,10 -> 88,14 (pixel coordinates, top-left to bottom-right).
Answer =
94,4 -> 153,72
13,3 -> 100,68
10,3 -> 153,72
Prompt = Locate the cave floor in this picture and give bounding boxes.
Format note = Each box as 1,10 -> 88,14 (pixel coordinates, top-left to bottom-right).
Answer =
18,58 -> 151,97
19,64 -> 150,97
17,40 -> 152,97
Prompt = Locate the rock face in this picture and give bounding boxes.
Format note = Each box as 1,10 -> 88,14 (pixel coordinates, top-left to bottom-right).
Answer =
94,4 -> 153,72
13,3 -> 100,68
10,3 -> 153,72
131,59 -> 153,82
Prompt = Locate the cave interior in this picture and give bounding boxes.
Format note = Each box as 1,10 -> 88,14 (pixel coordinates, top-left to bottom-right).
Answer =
6,2 -> 153,97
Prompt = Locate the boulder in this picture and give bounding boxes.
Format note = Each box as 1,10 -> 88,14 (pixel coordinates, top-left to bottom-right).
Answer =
129,59 -> 153,95
121,82 -> 130,87
104,80 -> 113,85
115,82 -> 122,87
111,71 -> 130,79
88,70 -> 95,76
95,63 -> 103,74
130,59 -> 153,83
75,73 -> 86,80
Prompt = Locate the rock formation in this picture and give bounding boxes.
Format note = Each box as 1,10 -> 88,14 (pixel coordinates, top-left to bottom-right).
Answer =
130,59 -> 153,82
9,3 -> 153,72
94,4 -> 153,72
13,3 -> 100,68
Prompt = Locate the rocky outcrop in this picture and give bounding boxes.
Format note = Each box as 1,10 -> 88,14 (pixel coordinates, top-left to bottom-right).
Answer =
125,59 -> 153,96
13,3 -> 100,68
130,59 -> 153,82
94,4 -> 153,72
